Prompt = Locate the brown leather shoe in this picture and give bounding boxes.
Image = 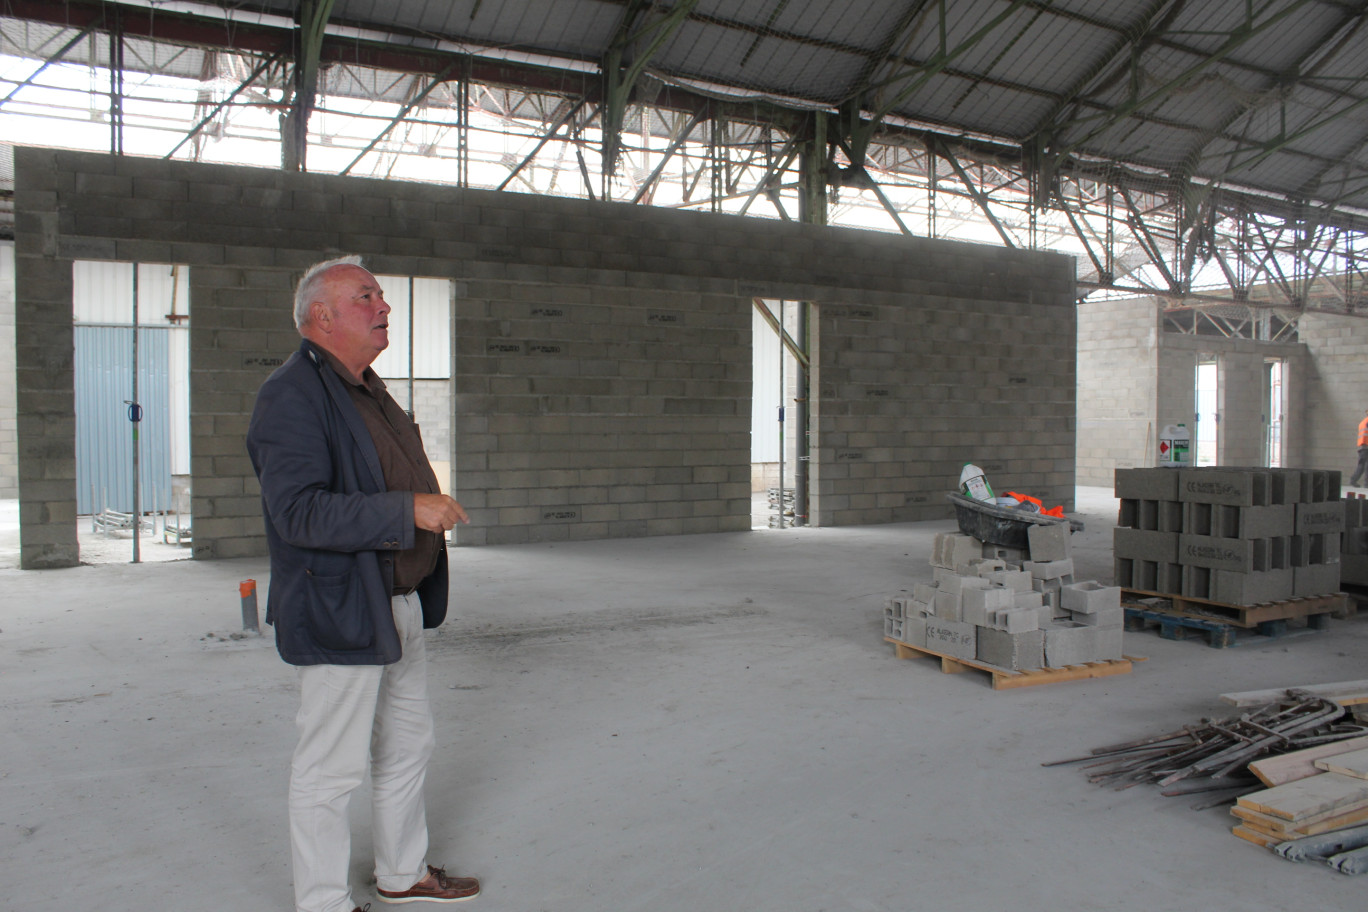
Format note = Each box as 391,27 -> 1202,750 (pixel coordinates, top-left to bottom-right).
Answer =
376,865 -> 480,904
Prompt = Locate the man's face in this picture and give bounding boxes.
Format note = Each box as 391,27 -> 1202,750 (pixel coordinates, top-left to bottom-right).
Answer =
317,264 -> 390,367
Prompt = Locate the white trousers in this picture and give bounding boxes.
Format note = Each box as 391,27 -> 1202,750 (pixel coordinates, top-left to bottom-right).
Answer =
289,593 -> 436,912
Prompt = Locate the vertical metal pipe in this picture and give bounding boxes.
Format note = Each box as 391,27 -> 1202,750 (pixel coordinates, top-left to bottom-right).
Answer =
777,300 -> 785,529
794,300 -> 809,526
408,276 -> 415,414
131,265 -> 141,564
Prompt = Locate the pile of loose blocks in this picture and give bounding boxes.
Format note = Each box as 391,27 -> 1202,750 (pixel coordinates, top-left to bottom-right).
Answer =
885,518 -> 1124,671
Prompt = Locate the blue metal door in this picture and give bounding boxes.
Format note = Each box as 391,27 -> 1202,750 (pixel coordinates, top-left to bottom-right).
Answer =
74,325 -> 173,515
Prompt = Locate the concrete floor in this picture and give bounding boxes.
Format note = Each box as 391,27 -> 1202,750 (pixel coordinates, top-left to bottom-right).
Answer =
1,487 -> 1365,911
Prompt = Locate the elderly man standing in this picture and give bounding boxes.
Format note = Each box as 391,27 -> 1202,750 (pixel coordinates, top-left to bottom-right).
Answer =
247,255 -> 479,911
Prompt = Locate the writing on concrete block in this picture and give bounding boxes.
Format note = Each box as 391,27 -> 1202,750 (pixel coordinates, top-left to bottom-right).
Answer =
542,510 -> 579,522
530,307 -> 565,318
487,342 -> 523,354
528,344 -> 562,354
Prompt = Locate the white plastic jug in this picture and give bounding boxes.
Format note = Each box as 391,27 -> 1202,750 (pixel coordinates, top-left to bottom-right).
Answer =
1159,424 -> 1191,468
959,463 -> 994,501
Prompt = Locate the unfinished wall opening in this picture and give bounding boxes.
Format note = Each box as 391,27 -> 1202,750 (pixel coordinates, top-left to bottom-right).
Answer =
1195,358 -> 1219,466
369,274 -> 454,501
73,261 -> 191,564
1265,357 -> 1286,467
750,298 -> 808,529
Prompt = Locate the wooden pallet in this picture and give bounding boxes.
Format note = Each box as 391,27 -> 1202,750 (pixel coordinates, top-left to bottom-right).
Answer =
1121,588 -> 1348,628
884,636 -> 1138,690
1124,606 -> 1240,648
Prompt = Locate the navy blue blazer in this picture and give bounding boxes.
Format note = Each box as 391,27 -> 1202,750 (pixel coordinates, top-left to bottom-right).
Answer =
246,339 -> 449,665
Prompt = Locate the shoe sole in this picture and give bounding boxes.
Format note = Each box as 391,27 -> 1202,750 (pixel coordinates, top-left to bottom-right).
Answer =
375,889 -> 480,904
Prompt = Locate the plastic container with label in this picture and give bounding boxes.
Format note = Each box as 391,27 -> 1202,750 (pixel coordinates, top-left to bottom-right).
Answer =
1160,424 -> 1191,468
959,463 -> 994,501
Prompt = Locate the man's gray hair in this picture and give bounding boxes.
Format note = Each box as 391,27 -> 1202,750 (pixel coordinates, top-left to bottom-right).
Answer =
294,255 -> 364,328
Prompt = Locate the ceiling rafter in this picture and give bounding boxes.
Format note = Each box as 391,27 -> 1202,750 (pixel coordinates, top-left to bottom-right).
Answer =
1177,6 -> 1368,185
1041,0 -> 1318,164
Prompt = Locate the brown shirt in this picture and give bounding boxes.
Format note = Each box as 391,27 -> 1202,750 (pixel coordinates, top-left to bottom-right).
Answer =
323,350 -> 442,591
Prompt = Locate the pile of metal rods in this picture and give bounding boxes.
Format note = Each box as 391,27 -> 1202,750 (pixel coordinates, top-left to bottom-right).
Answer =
1045,692 -> 1368,808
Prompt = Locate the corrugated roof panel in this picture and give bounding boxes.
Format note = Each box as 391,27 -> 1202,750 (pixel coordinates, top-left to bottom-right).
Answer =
887,73 -> 1058,140
653,20 -> 869,105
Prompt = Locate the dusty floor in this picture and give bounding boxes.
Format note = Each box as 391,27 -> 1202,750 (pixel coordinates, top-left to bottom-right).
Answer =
1,488 -> 1365,911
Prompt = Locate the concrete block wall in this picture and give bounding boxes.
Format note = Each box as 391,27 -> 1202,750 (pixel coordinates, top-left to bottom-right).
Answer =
451,277 -> 750,545
14,147 -> 1076,565
1076,295 -> 1158,484
1077,295 -> 1311,484
0,241 -> 16,498
814,277 -> 1077,526
1299,311 -> 1368,482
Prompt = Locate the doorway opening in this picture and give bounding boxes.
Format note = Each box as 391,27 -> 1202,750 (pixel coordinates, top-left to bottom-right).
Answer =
751,298 -> 808,529
73,261 -> 191,564
1195,358 -> 1219,467
370,274 -> 455,525
1264,358 -> 1285,467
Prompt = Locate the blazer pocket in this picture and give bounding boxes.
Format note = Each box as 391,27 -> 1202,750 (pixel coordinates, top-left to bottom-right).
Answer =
303,569 -> 375,651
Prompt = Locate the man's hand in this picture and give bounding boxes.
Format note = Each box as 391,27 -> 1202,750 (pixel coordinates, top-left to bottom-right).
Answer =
414,493 -> 470,533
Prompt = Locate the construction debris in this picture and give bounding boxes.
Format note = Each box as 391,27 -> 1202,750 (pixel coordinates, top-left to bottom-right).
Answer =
1049,688 -> 1368,874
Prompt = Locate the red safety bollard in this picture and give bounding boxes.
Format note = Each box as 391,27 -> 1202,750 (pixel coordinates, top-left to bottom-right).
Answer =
240,579 -> 259,632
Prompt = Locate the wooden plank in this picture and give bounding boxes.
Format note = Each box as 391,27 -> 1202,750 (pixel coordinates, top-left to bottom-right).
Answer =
1315,747 -> 1368,780
1231,824 -> 1280,849
1248,735 -> 1368,787
1122,589 -> 1345,628
1220,679 -> 1368,707
1231,800 -> 1368,838
1238,772 -> 1368,822
882,637 -> 1136,690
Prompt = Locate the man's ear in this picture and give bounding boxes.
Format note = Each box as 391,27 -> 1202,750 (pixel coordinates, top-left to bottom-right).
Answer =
310,301 -> 331,331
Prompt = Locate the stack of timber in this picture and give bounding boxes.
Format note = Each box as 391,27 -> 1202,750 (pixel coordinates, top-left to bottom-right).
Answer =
1225,683 -> 1368,872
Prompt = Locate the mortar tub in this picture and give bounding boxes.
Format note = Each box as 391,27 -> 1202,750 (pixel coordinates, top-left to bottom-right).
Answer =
946,492 -> 1084,550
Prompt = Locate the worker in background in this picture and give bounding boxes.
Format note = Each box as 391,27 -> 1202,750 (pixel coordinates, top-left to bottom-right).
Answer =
1351,407 -> 1368,488
247,255 -> 480,911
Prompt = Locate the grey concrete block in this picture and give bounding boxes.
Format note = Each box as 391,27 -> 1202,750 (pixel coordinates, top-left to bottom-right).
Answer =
976,627 -> 1045,670
1341,553 -> 1368,587
913,583 -> 938,603
924,619 -> 976,660
1002,607 -> 1040,633
1014,590 -> 1045,610
1114,467 -> 1179,500
1178,467 -> 1270,506
971,558 -> 1008,576
933,532 -> 983,571
985,569 -> 1033,591
934,589 -> 962,621
1212,569 -> 1293,606
962,586 -> 1015,627
1026,558 -> 1074,580
1293,563 -> 1341,598
1182,564 -> 1213,600
1180,534 -> 1267,572
1028,521 -> 1072,561
901,613 -> 928,648
1073,606 -> 1124,628
1045,624 -> 1098,667
1095,628 -> 1124,661
982,543 -> 1029,563
1113,528 -> 1179,563
1062,581 -> 1121,614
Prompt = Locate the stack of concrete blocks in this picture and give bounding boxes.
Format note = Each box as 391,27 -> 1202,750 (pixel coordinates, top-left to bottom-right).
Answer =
1340,495 -> 1368,587
1114,467 -> 1343,606
885,519 -> 1124,671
